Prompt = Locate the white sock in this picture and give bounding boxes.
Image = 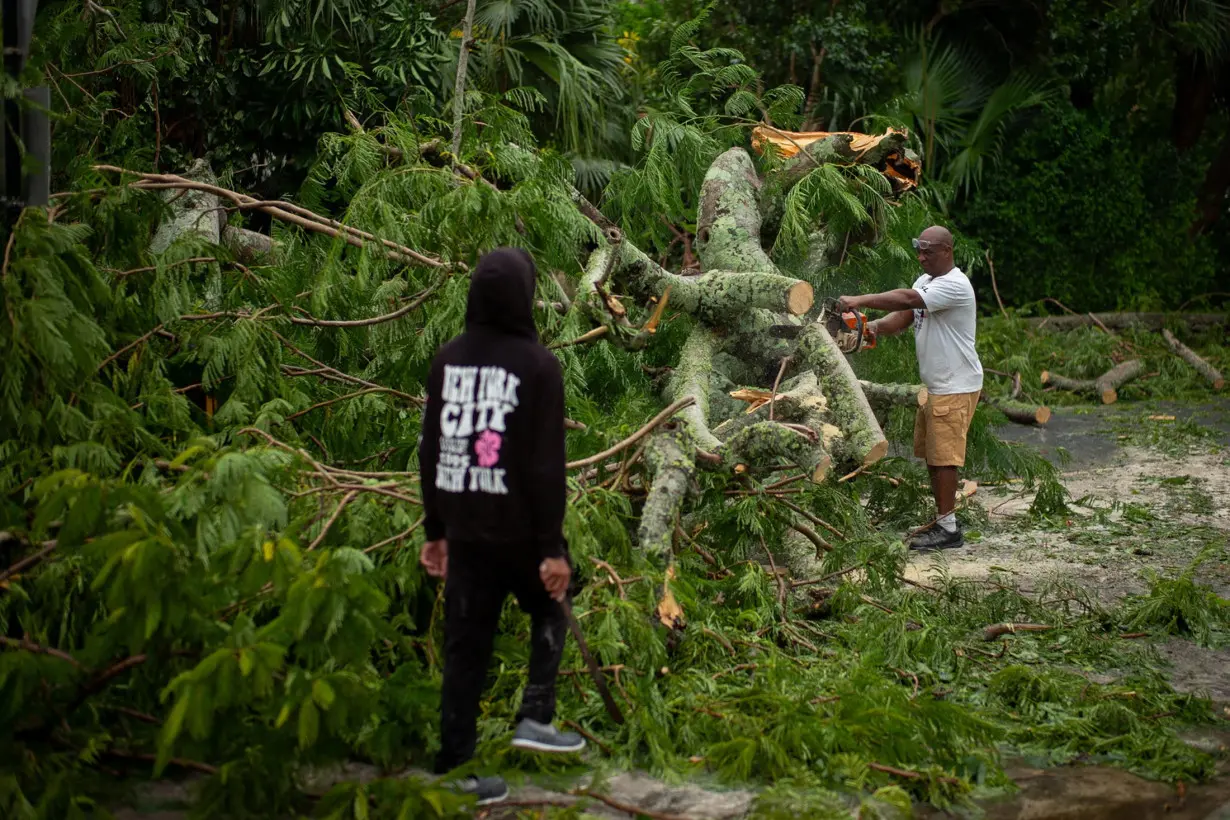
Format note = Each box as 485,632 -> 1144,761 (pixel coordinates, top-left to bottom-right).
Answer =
937,512 -> 957,532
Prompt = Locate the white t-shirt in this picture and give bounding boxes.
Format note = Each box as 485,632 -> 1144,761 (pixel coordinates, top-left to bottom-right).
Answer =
911,267 -> 983,395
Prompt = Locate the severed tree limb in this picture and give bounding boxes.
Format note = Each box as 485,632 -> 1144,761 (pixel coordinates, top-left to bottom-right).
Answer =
1041,360 -> 1144,404
859,381 -> 928,408
797,325 -> 888,465
664,327 -> 725,454
221,225 -> 278,263
96,166 -> 443,268
1162,328 -> 1224,389
638,425 -> 695,558
984,397 -> 1051,425
630,267 -> 813,324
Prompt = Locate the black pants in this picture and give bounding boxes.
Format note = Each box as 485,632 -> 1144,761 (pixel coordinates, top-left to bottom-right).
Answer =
433,541 -> 569,774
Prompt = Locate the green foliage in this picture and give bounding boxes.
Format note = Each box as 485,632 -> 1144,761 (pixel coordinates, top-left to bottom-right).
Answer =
3,3 -> 1229,817
955,101 -> 1221,312
1119,546 -> 1230,648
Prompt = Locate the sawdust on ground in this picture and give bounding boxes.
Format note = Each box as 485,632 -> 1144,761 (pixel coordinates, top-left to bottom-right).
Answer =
903,444 -> 1230,702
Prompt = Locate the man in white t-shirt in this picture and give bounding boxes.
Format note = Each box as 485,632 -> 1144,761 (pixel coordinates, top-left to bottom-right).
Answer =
836,226 -> 983,551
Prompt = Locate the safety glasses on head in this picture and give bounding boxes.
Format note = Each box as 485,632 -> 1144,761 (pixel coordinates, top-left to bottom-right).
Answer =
911,238 -> 949,251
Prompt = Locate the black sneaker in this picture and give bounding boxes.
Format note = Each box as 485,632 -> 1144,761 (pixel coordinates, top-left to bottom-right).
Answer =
510,718 -> 586,754
908,524 -> 964,552
455,775 -> 509,806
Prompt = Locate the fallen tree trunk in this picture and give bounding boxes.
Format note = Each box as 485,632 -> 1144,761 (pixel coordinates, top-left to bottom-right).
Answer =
556,135 -> 911,576
1026,313 -> 1228,332
695,147 -> 775,273
1162,328 -> 1225,389
1041,360 -> 1144,404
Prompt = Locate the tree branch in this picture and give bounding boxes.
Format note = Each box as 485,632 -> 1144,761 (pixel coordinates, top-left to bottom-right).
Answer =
567,397 -> 697,469
0,636 -> 82,668
307,491 -> 359,551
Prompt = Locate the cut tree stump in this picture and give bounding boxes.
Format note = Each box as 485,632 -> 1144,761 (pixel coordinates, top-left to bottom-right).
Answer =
1162,328 -> 1225,390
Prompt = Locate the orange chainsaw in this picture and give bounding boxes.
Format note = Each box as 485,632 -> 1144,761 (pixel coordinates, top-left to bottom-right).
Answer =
766,299 -> 877,353
820,298 -> 877,353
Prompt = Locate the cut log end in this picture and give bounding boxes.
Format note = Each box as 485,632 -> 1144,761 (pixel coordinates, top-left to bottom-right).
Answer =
917,387 -> 929,407
1101,389 -> 1117,405
787,281 -> 814,316
1039,371 -> 1050,385
862,440 -> 889,466
1035,406 -> 1052,424
812,456 -> 832,483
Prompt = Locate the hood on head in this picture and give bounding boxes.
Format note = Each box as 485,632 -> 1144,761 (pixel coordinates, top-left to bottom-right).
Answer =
464,247 -> 539,340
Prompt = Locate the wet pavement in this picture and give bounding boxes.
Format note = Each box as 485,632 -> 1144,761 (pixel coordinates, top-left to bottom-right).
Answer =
992,398 -> 1230,471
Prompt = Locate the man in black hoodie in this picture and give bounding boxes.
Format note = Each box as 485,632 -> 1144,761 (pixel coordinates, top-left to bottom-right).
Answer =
418,247 -> 585,806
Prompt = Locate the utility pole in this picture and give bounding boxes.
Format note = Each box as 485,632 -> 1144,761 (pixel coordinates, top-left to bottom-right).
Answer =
2,0 -> 49,235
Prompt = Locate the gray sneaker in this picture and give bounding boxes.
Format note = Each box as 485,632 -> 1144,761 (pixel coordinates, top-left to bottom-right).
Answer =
511,718 -> 586,754
908,524 -> 964,552
455,775 -> 508,806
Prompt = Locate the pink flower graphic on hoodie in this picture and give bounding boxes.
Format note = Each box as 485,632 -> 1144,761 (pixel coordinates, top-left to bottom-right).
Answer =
474,429 -> 503,468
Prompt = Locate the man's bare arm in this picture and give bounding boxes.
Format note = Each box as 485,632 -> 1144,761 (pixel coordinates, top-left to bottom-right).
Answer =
869,309 -> 914,338
838,289 -> 925,312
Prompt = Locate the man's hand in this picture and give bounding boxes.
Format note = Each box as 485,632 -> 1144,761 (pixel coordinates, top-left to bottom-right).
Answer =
539,557 -> 571,602
835,295 -> 862,313
420,539 -> 448,579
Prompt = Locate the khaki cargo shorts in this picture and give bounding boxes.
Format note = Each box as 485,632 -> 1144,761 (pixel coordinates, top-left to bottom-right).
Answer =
913,390 -> 980,467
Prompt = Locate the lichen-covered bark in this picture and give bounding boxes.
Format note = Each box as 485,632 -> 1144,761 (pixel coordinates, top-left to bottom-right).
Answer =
667,326 -> 723,454
223,225 -> 278,263
859,381 -> 928,408
721,421 -> 831,483
628,266 -> 812,324
151,159 -> 222,254
797,325 -> 888,466
725,310 -> 804,380
151,159 -> 224,310
638,424 -> 695,557
696,148 -> 774,273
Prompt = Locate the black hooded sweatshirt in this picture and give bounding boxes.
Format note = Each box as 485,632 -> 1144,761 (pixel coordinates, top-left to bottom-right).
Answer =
419,247 -> 566,560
